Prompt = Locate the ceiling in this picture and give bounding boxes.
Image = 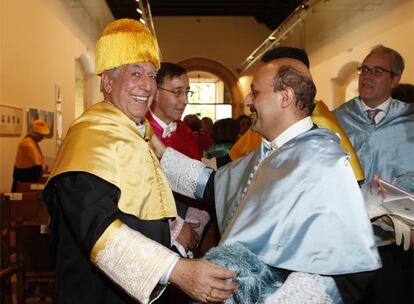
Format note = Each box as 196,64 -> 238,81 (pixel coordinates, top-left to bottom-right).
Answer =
105,0 -> 304,30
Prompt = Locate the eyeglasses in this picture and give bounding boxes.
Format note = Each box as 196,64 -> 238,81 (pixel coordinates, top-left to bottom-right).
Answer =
357,66 -> 394,77
158,87 -> 194,98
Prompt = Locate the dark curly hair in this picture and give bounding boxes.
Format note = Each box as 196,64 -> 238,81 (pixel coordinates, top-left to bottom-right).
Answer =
273,65 -> 316,115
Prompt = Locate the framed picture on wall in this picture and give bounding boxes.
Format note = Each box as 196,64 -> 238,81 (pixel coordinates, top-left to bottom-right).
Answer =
27,108 -> 54,138
0,104 -> 23,136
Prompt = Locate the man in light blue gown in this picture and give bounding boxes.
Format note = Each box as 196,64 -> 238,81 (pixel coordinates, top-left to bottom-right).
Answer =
334,45 -> 413,304
157,49 -> 381,304
334,45 -> 414,191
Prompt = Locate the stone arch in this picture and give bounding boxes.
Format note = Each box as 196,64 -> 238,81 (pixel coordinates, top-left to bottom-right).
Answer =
178,58 -> 244,117
331,61 -> 360,108
78,50 -> 100,109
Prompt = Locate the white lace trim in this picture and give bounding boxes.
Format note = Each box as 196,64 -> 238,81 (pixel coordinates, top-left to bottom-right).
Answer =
160,147 -> 206,199
262,272 -> 333,304
94,224 -> 178,303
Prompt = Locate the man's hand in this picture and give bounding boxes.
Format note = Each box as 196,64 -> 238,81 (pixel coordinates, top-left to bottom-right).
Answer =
176,222 -> 200,251
170,259 -> 238,303
382,215 -> 414,249
202,157 -> 217,171
150,134 -> 166,159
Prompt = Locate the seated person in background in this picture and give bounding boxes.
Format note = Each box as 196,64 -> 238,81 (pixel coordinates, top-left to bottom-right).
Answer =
183,114 -> 201,133
236,114 -> 251,137
334,45 -> 413,304
156,54 -> 381,304
200,116 -> 214,138
184,114 -> 214,152
205,118 -> 240,159
12,119 -> 50,191
392,83 -> 414,104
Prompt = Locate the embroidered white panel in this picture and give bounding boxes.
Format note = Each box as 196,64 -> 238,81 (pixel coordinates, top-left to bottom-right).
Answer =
160,147 -> 205,199
262,272 -> 333,304
94,224 -> 178,303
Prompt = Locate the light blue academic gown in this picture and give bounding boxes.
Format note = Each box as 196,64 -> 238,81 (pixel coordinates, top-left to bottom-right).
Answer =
334,97 -> 414,191
214,127 -> 381,276
161,125 -> 381,303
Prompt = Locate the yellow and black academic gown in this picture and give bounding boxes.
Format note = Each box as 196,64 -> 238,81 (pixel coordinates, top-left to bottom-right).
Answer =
43,101 -> 178,304
12,135 -> 45,191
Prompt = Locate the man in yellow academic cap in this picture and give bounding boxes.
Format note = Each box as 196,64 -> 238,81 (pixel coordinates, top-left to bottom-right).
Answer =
43,19 -> 238,304
12,119 -> 50,191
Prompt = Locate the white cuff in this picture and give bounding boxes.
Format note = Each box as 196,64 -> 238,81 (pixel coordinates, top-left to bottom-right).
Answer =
159,256 -> 180,285
93,223 -> 179,303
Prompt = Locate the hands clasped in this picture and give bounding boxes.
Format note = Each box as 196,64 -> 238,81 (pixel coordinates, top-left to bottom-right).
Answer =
169,258 -> 239,303
176,222 -> 200,251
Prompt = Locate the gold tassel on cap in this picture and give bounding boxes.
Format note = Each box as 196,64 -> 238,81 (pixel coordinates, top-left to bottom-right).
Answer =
95,18 -> 160,75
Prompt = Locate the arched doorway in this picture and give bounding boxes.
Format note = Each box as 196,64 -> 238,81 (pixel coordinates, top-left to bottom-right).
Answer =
178,58 -> 244,119
331,61 -> 360,108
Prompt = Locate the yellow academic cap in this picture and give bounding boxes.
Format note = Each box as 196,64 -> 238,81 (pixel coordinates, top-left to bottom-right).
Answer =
95,18 -> 160,75
31,119 -> 50,135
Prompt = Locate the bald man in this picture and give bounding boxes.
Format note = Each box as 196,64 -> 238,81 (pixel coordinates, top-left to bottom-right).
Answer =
158,57 -> 381,303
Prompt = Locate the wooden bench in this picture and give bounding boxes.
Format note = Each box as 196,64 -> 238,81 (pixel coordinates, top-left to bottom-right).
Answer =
15,182 -> 46,193
0,192 -> 54,302
0,195 -> 25,304
4,191 -> 49,225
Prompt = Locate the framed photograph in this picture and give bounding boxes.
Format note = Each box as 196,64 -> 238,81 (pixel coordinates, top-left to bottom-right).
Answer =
27,108 -> 54,138
0,104 -> 23,136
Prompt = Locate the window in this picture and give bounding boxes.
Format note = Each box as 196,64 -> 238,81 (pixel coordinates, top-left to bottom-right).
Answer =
183,71 -> 232,121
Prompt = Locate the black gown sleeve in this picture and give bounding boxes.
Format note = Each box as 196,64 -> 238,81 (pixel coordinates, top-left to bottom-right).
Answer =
43,172 -> 172,304
200,171 -> 217,221
216,154 -> 232,168
43,171 -> 170,257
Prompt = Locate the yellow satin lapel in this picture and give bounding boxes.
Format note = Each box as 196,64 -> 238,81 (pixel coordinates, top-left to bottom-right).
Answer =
312,100 -> 365,182
48,101 -> 177,220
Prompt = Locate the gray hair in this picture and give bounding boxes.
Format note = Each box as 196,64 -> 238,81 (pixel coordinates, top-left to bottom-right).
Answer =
100,66 -> 122,92
369,45 -> 405,76
272,65 -> 316,115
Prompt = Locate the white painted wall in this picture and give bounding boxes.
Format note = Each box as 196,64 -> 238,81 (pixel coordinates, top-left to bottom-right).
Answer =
0,0 -> 103,192
153,16 -> 271,75
308,0 -> 413,108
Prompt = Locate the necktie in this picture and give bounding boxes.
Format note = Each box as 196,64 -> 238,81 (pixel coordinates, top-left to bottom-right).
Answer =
262,142 -> 275,158
366,109 -> 381,124
162,122 -> 177,138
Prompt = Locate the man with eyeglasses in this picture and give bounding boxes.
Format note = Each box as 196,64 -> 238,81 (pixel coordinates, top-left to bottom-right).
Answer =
334,45 -> 413,304
146,63 -> 210,262
147,62 -> 201,160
